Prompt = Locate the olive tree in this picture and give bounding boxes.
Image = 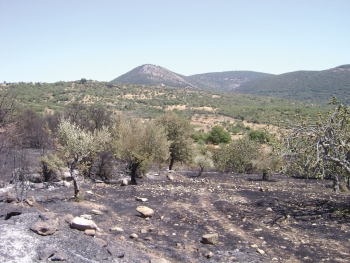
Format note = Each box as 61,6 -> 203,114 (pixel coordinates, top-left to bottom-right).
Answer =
156,112 -> 194,170
56,119 -> 111,198
207,125 -> 232,145
113,116 -> 170,184
279,98 -> 350,191
213,139 -> 259,173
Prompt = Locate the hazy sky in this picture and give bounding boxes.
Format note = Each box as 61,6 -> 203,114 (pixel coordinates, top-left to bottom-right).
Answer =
1,0 -> 350,82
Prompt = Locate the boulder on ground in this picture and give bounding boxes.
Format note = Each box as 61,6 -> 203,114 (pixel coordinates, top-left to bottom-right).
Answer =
136,206 -> 154,218
110,226 -> 124,232
30,219 -> 58,236
107,246 -> 125,258
39,246 -> 57,260
121,178 -> 129,186
70,217 -> 98,231
167,174 -> 174,181
201,233 -> 218,244
39,211 -> 56,221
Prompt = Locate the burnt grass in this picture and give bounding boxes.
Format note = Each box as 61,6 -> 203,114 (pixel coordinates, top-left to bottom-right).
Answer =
2,171 -> 350,262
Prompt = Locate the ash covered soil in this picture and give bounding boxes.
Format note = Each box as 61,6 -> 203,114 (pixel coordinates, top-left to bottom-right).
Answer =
1,171 -> 350,263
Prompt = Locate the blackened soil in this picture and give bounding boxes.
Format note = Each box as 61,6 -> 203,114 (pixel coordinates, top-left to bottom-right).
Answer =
1,171 -> 350,262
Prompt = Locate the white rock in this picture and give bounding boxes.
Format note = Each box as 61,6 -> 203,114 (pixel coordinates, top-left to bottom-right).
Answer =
136,206 -> 154,218
70,217 -> 97,231
91,209 -> 103,215
110,226 -> 124,232
135,197 -> 148,202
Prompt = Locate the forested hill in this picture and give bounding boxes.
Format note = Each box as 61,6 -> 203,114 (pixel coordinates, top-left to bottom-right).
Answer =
187,71 -> 273,92
235,65 -> 350,104
110,64 -> 272,92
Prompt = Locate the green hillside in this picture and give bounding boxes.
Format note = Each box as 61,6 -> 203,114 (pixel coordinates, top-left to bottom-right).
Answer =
236,65 -> 350,104
2,81 -> 326,125
188,71 -> 273,92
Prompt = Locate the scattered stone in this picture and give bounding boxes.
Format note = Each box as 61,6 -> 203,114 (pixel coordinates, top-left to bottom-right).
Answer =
63,181 -> 71,187
50,251 -> 67,261
167,174 -> 174,181
176,242 -> 182,247
266,207 -> 273,212
144,236 -> 153,241
39,211 -> 56,221
251,244 -> 259,248
201,233 -> 218,244
94,179 -> 104,183
121,178 -> 129,186
135,197 -> 148,202
150,257 -> 169,263
107,246 -> 125,258
30,219 -> 58,236
119,236 -> 126,241
63,214 -> 74,224
140,228 -> 147,234
136,206 -> 154,218
130,233 -> 138,239
91,209 -> 104,215
85,229 -> 96,236
94,237 -> 108,247
70,217 -> 98,231
110,226 -> 124,232
0,191 -> 17,203
257,248 -> 265,255
205,251 -> 214,258
39,246 -> 57,260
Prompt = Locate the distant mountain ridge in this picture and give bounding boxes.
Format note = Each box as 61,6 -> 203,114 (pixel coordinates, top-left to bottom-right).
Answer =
236,64 -> 350,104
111,64 -> 272,91
188,71 -> 274,92
111,64 -> 350,104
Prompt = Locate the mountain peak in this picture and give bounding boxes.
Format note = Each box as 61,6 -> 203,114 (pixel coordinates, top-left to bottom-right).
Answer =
111,64 -> 197,88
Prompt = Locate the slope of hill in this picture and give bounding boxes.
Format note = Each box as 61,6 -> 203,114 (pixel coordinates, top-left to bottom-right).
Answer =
110,64 -> 272,92
188,71 -> 274,92
236,65 -> 350,104
4,81 -> 326,125
110,64 -> 197,88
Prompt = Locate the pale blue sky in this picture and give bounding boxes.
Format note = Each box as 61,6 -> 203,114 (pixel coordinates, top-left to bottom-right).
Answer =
1,0 -> 350,82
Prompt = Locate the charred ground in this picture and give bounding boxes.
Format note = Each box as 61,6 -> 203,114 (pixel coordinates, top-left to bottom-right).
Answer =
1,170 -> 350,262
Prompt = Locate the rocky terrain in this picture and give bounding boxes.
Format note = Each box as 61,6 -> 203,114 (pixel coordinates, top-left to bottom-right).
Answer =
111,64 -> 197,88
1,170 -> 350,262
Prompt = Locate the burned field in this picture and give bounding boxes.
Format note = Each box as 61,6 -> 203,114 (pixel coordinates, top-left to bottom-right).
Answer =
1,171 -> 350,262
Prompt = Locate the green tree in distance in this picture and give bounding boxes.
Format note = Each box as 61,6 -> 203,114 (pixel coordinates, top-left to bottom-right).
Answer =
156,112 -> 194,170
56,119 -> 111,198
112,115 -> 169,184
207,125 -> 232,145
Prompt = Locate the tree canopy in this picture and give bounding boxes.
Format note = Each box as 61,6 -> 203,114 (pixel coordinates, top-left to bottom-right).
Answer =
279,98 -> 350,190
156,112 -> 194,170
112,115 -> 170,184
